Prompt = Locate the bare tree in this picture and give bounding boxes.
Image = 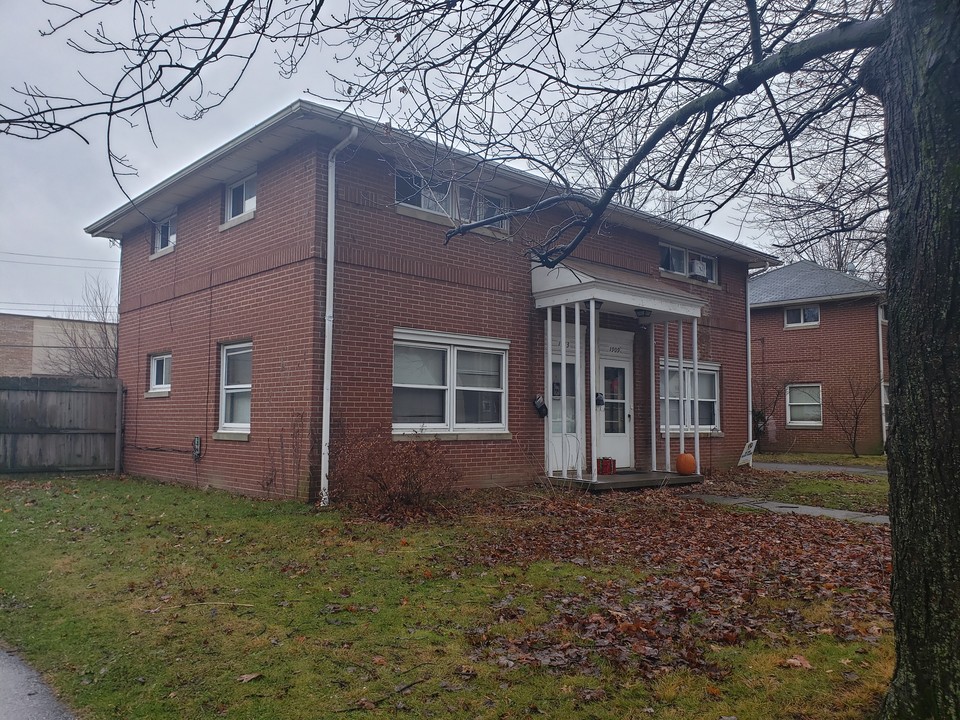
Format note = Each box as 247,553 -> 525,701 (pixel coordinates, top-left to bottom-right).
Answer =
43,276 -> 118,378
825,377 -> 880,457
2,0 -> 959,715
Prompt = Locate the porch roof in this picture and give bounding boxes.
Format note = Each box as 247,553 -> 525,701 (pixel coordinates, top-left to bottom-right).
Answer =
531,259 -> 704,319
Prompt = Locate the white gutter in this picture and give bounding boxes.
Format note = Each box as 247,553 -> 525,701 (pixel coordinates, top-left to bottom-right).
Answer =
319,126 -> 359,506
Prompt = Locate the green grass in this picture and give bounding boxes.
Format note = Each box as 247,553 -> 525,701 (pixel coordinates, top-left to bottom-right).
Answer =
0,474 -> 892,719
765,475 -> 889,514
755,452 -> 888,469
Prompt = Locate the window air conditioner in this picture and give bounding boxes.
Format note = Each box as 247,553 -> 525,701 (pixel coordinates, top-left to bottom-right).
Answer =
690,259 -> 708,280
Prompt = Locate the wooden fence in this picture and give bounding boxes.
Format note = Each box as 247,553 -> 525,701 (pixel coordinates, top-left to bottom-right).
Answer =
0,376 -> 121,473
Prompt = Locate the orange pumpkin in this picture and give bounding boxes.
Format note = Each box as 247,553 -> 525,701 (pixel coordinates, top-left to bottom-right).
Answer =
676,453 -> 697,475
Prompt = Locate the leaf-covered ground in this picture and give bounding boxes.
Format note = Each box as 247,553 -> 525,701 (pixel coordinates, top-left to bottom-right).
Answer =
0,475 -> 893,719
457,492 -> 891,679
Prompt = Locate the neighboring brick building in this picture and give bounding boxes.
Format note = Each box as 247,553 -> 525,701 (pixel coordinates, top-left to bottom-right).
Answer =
0,313 -> 117,377
86,100 -> 776,500
750,261 -> 888,455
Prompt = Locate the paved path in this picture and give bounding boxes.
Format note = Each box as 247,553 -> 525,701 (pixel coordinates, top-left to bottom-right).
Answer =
0,649 -> 74,720
753,461 -> 888,476
687,494 -> 889,524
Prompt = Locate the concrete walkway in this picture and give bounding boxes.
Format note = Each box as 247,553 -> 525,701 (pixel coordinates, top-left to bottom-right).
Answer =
753,461 -> 888,476
687,494 -> 889,524
0,649 -> 74,720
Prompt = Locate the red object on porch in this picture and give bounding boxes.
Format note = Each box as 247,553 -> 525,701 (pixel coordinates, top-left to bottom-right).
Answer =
676,453 -> 697,475
597,457 -> 616,475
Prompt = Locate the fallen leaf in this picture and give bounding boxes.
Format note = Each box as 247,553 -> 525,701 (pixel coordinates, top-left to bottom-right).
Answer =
784,655 -> 813,670
236,673 -> 262,683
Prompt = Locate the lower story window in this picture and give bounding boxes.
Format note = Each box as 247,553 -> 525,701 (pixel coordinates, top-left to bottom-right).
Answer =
393,329 -> 508,432
220,342 -> 252,431
786,384 -> 822,426
882,382 -> 890,432
150,353 -> 171,391
659,361 -> 720,431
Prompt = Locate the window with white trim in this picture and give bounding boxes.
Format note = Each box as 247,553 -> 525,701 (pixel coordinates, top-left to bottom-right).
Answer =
392,330 -> 508,432
149,354 -> 171,392
784,305 -> 820,327
153,216 -> 176,254
659,244 -> 717,283
658,361 -> 720,431
786,384 -> 822,426
220,343 -> 252,431
226,175 -> 257,220
395,171 -> 508,230
880,303 -> 889,323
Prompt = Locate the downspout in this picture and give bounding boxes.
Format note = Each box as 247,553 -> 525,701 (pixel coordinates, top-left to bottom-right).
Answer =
745,270 -> 754,444
878,302 -> 887,447
319,126 -> 359,506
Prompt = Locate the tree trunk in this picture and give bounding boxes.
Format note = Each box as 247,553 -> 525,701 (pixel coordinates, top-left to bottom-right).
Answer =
864,1 -> 960,717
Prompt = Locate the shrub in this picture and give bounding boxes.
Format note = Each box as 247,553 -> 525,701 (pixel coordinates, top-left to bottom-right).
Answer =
329,430 -> 460,522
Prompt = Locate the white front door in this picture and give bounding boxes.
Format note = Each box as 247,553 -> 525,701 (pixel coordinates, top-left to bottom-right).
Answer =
598,358 -> 633,470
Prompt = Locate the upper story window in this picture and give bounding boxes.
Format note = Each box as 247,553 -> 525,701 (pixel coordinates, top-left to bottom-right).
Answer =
659,244 -> 717,283
784,304 -> 820,327
392,329 -> 509,433
149,353 -> 171,392
395,170 -> 508,230
226,175 -> 257,220
153,216 -> 176,255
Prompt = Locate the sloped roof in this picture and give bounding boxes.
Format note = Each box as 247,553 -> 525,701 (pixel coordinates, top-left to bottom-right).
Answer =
85,100 -> 778,268
749,260 -> 883,307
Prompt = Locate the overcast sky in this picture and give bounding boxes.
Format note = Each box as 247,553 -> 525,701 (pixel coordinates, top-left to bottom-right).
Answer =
0,3 -> 764,321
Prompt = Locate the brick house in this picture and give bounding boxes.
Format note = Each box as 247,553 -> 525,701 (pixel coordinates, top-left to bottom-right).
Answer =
85,100 -> 776,500
749,260 -> 888,455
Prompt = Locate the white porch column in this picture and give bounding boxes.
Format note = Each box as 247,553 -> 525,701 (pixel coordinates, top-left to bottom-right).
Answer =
560,305 -> 568,479
649,325 -> 657,472
574,302 -> 583,480
590,299 -> 599,482
662,320 -> 670,472
678,320 -> 685,455
545,307 -> 553,477
692,318 -> 701,474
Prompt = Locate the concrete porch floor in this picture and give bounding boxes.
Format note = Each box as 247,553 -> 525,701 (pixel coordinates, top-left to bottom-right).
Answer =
541,470 -> 703,491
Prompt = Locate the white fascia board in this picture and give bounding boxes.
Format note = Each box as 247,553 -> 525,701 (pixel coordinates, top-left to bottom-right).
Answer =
533,282 -> 702,318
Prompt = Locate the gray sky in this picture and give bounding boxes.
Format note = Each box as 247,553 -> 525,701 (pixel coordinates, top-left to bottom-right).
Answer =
0,3 -> 764,321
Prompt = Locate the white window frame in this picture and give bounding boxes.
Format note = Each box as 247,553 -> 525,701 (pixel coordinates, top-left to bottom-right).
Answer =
786,384 -> 823,427
880,302 -> 889,323
659,244 -> 717,283
658,360 -> 721,432
226,175 -> 257,220
392,329 -> 509,434
219,342 -> 252,432
395,171 -> 509,231
784,305 -> 821,327
153,215 -> 176,255
882,382 -> 890,432
149,353 -> 171,392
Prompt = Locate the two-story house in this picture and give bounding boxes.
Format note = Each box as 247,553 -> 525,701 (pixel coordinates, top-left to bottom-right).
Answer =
750,260 -> 888,455
85,100 -> 776,500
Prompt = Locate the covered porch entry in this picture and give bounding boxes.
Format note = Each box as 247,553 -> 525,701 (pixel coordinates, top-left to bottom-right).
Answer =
533,260 -> 708,484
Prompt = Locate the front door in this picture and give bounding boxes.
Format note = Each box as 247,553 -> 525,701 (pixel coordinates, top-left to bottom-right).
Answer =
598,359 -> 633,469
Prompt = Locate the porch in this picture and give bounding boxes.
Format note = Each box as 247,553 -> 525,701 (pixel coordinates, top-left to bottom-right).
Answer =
543,469 -> 704,492
534,259 -> 711,484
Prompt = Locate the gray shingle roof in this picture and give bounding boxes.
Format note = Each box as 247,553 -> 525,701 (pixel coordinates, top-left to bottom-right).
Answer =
749,260 -> 883,306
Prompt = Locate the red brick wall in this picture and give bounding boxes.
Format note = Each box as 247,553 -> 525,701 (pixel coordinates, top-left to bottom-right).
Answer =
116,134 -> 755,498
751,298 -> 887,455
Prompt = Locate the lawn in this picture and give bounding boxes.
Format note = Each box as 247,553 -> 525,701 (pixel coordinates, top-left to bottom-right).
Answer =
703,468 -> 889,515
0,474 -> 893,719
754,452 -> 888,470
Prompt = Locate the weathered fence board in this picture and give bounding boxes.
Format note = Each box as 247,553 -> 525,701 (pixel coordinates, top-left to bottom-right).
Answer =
0,376 -> 119,472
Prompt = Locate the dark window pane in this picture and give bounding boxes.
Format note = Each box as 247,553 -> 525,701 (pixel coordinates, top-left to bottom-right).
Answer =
393,387 -> 445,423
455,390 -> 502,424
